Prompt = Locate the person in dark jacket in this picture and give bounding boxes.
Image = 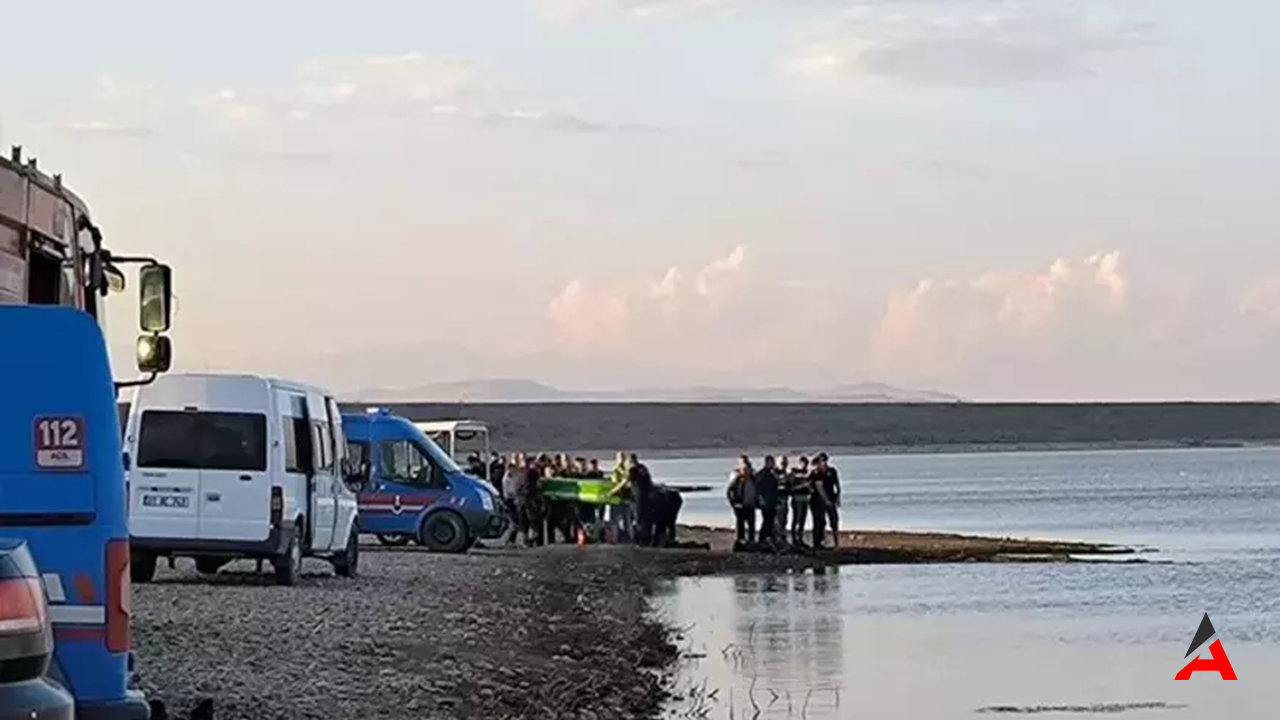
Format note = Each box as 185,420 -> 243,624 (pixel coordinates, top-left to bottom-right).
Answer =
775,456 -> 791,546
754,455 -> 781,548
628,453 -> 657,546
725,456 -> 756,547
650,485 -> 683,546
809,452 -> 841,548
488,453 -> 506,488
789,456 -> 811,547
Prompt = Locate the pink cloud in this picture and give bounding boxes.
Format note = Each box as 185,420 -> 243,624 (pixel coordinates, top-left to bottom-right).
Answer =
874,251 -> 1130,378
546,245 -> 750,357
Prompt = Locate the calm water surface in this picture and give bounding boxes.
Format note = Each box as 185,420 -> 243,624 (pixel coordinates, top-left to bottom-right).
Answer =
649,448 -> 1280,719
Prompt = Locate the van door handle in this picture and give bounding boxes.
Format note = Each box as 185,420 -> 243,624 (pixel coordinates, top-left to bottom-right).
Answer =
238,475 -> 252,481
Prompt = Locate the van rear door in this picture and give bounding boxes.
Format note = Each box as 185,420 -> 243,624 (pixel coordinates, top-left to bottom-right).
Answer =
131,410 -> 270,542
131,410 -> 201,540
191,412 -> 269,542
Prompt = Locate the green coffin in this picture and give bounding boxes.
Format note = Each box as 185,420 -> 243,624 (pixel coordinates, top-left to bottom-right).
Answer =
540,477 -> 623,505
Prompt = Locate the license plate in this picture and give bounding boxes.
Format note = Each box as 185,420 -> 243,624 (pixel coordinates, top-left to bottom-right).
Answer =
142,494 -> 189,509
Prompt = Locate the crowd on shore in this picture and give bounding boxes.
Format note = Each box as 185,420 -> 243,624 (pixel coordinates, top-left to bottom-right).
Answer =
726,452 -> 843,551
470,451 -> 686,549
464,449 -> 844,555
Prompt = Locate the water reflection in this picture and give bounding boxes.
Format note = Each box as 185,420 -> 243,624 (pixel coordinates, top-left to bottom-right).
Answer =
728,570 -> 844,716
655,564 -> 1280,720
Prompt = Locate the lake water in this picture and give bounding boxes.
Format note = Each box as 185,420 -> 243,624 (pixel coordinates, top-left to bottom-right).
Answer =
648,448 -> 1280,719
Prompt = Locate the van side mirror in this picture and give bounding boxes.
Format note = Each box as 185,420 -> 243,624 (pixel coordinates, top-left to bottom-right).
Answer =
136,334 -> 172,374
139,264 -> 173,333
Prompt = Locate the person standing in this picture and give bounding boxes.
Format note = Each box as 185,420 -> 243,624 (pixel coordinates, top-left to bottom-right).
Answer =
651,485 -> 683,547
789,456 -> 811,547
725,456 -> 757,548
501,453 -> 532,547
628,452 -> 657,546
809,453 -> 841,548
754,455 -> 781,549
775,456 -> 791,546
608,452 -> 635,542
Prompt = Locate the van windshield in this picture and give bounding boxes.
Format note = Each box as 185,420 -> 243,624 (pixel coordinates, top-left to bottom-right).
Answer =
137,411 -> 268,471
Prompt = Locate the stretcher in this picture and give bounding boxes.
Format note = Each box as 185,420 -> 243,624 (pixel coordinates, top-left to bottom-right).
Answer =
539,477 -> 625,505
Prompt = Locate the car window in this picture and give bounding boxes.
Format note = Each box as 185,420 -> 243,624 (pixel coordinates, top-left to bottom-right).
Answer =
378,440 -> 440,487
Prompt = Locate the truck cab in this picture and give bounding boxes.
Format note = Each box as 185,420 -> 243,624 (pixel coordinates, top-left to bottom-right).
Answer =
2,146 -> 174,720
343,410 -> 500,553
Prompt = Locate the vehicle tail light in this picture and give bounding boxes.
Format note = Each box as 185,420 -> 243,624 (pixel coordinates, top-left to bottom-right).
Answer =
270,487 -> 283,528
0,577 -> 47,636
105,539 -> 130,653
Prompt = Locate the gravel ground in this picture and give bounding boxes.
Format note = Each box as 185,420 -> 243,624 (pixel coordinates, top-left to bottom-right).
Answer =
134,543 -> 678,720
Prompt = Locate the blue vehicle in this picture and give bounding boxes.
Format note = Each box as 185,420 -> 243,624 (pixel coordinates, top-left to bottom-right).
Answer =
342,410 -> 501,553
1,147 -> 175,720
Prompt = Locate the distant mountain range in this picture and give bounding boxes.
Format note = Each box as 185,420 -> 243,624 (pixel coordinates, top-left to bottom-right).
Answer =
343,378 -> 963,403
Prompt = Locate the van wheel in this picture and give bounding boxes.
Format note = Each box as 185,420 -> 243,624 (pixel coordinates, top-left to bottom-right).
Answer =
195,558 -> 225,575
273,532 -> 302,586
131,554 -> 157,584
332,530 -> 359,578
420,512 -> 469,553
376,534 -> 411,547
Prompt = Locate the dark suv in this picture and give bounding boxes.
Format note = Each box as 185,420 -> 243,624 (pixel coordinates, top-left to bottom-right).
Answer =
0,538 -> 74,720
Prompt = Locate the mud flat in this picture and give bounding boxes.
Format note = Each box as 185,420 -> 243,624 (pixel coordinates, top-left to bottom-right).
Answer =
646,525 -> 1139,576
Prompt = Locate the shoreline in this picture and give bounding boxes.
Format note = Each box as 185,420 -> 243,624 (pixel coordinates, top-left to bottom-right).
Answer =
135,526 -> 1142,720
667,525 -> 1137,568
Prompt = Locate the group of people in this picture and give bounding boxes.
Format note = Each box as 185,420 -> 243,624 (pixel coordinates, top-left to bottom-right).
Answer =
726,452 -> 842,551
491,451 -> 684,548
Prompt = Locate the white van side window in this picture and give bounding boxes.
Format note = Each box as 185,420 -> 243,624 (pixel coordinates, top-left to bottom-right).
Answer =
282,394 -> 313,474
313,423 -> 333,471
325,397 -> 347,467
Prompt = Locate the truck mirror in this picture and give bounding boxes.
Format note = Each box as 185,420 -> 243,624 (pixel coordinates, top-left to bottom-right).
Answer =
105,264 -> 127,294
136,334 -> 173,374
138,264 -> 173,333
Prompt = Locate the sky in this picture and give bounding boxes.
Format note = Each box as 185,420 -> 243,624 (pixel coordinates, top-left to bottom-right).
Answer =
3,0 -> 1279,401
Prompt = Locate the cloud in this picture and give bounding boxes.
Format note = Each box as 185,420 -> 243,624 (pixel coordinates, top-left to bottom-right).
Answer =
787,3 -> 1162,88
179,53 -> 663,140
297,53 -> 474,110
46,120 -> 154,137
533,0 -> 735,23
94,74 -> 156,103
546,245 -> 752,355
189,89 -> 272,124
34,73 -> 163,139
1238,276 -> 1280,327
874,251 -> 1131,378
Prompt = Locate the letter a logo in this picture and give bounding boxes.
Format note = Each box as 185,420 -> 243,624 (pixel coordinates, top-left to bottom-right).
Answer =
1175,613 -> 1237,680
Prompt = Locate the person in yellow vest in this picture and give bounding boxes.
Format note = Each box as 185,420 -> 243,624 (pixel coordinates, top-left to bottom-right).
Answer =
607,451 -> 635,542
